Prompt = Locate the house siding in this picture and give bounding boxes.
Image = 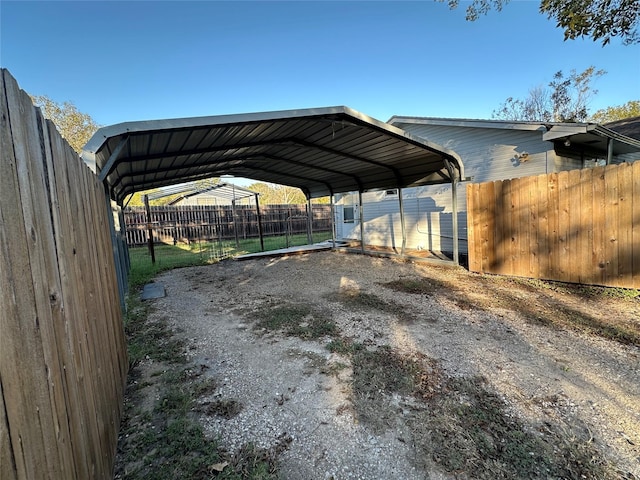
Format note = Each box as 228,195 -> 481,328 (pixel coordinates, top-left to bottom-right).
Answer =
335,120 -> 639,255
337,123 -> 557,254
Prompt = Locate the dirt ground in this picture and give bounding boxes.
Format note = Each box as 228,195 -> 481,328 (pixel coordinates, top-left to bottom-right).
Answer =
133,250 -> 639,479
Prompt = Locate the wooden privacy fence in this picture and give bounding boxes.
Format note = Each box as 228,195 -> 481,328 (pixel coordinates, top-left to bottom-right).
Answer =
1,69 -> 128,479
467,162 -> 640,289
124,204 -> 332,246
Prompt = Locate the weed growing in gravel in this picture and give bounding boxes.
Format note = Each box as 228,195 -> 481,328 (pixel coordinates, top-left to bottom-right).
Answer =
382,276 -> 640,346
383,277 -> 447,295
329,287 -> 417,323
412,375 -> 616,479
201,399 -> 243,419
335,341 -> 618,479
254,303 -> 339,339
326,338 -> 364,355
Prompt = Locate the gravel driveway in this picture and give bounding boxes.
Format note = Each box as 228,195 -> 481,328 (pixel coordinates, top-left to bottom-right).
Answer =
140,251 -> 639,479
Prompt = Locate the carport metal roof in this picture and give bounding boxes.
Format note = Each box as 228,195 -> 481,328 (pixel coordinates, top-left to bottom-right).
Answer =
146,181 -> 256,204
82,106 -> 464,205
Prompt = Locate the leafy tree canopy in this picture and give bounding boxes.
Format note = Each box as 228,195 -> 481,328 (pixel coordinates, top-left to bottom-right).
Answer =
248,183 -> 307,204
444,0 -> 639,45
126,189 -> 183,207
31,95 -> 100,154
492,66 -> 606,122
590,100 -> 640,124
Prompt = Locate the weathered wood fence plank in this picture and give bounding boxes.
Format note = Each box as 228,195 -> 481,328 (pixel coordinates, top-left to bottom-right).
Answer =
467,162 -> 639,289
1,69 -> 127,480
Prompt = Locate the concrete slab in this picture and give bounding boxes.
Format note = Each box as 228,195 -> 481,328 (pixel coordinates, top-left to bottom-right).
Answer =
141,282 -> 166,300
235,240 -> 346,261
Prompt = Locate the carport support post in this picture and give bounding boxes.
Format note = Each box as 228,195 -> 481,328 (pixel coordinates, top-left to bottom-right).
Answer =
255,193 -> 264,251
443,159 -> 459,265
232,199 -> 240,248
306,198 -> 313,244
144,194 -> 156,264
398,187 -> 406,256
358,191 -> 365,254
330,194 -> 336,248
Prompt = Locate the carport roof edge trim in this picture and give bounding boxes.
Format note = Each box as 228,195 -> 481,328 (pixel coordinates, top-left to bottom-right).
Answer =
82,105 -> 465,203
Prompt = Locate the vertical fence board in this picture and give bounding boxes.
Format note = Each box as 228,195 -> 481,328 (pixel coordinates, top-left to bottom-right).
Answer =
579,168 -> 594,284
567,169 -> 582,283
492,180 -> 506,274
546,173 -> 559,280
557,171 -> 571,281
466,162 -> 638,289
592,166 -> 607,285
604,165 -> 620,286
524,176 -> 540,278
517,177 -> 531,276
0,379 -> 17,480
617,163 -> 633,287
536,173 -> 550,278
466,183 -> 481,272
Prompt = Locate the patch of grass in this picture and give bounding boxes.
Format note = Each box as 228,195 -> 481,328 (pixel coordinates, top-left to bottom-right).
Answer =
254,303 -> 339,340
383,277 -> 448,295
124,297 -> 186,368
128,244 -> 213,290
330,287 -> 417,323
515,277 -> 640,301
336,288 -> 394,311
326,338 -> 364,355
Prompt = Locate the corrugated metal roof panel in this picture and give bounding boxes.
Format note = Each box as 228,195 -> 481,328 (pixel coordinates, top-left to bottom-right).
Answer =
82,106 -> 464,204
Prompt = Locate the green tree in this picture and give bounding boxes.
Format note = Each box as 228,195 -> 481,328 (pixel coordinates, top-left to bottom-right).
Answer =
444,0 -> 639,45
248,182 -> 307,204
31,95 -> 100,154
591,100 -> 640,124
492,66 -> 606,122
126,189 -> 176,207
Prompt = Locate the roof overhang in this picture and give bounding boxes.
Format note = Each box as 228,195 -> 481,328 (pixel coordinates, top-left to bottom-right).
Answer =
543,124 -> 640,155
390,116 -> 640,157
82,106 -> 464,205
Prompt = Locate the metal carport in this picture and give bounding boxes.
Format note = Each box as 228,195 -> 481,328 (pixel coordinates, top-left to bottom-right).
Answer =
82,106 -> 465,266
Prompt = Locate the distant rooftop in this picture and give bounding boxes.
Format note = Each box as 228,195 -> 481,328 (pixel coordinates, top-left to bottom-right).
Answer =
604,116 -> 640,141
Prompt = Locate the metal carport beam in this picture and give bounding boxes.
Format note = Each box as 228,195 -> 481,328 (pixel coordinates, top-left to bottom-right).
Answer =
98,136 -> 129,182
83,106 -> 465,206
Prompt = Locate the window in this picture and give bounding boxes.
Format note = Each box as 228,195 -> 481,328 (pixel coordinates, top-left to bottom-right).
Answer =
583,158 -> 607,168
343,206 -> 355,223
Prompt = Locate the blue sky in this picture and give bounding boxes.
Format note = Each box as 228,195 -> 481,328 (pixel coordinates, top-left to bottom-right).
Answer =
1,1 -> 639,128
